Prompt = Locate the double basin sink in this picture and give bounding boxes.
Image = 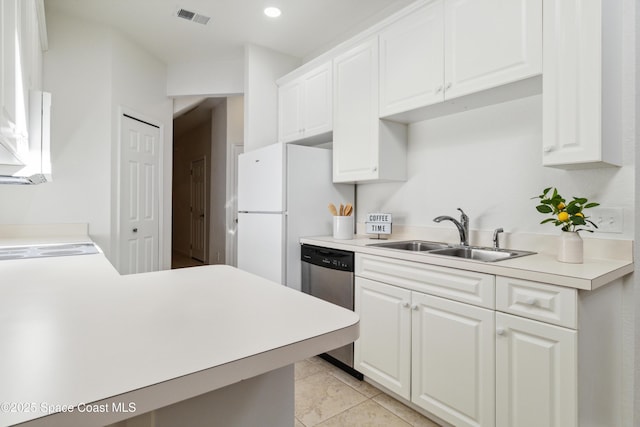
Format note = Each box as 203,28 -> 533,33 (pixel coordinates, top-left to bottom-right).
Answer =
367,240 -> 535,262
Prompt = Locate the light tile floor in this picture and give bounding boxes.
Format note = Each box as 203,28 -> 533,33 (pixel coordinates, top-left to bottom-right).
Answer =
295,357 -> 441,427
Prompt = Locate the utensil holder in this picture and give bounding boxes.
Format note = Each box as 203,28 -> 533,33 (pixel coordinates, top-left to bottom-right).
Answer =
333,216 -> 354,240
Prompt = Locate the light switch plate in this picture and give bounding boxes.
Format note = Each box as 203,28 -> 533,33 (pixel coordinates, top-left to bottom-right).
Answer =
590,207 -> 623,233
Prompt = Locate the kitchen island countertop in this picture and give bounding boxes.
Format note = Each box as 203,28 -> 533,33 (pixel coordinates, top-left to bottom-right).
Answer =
0,253 -> 359,427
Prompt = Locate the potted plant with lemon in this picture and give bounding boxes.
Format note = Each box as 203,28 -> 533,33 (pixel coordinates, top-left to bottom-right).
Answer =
533,187 -> 599,263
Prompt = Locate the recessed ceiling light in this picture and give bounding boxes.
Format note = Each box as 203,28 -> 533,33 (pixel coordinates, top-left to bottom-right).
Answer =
264,7 -> 281,18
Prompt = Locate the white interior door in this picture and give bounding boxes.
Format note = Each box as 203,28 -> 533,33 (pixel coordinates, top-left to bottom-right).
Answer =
190,157 -> 206,262
120,114 -> 160,275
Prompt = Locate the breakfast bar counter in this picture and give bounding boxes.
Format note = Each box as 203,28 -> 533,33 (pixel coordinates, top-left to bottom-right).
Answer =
0,253 -> 359,427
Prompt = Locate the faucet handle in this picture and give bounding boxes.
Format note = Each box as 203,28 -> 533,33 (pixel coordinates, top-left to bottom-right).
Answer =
457,208 -> 468,222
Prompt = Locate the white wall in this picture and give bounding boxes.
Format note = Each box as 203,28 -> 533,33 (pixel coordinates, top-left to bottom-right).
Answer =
209,100 -> 228,264
633,0 -> 640,423
227,96 -> 244,146
0,12 -> 172,269
167,58 -> 244,97
358,94 -> 634,241
244,44 -> 299,152
110,31 -> 173,270
225,96 -> 244,266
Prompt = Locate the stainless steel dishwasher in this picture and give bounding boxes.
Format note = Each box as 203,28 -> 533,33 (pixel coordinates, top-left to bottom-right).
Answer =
301,244 -> 362,379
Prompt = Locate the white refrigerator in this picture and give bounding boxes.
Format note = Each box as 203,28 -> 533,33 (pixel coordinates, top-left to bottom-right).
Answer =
237,143 -> 354,291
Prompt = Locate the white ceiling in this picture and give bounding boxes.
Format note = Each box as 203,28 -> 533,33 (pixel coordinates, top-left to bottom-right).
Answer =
44,0 -> 416,64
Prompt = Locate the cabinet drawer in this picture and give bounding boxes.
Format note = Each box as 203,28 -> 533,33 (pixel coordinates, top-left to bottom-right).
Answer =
496,277 -> 577,329
356,254 -> 494,308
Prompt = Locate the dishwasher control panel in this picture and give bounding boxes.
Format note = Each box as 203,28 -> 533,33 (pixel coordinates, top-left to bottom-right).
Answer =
300,244 -> 354,272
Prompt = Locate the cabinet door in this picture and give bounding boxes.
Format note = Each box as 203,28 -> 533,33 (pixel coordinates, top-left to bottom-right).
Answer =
444,0 -> 542,100
0,0 -> 19,156
333,38 -> 379,183
541,0 -> 619,167
301,62 -> 332,138
379,0 -> 444,117
412,292 -> 495,427
355,277 -> 411,399
278,80 -> 302,143
496,312 -> 577,427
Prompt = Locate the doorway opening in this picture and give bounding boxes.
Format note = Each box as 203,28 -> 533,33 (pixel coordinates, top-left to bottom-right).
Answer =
171,96 -> 244,269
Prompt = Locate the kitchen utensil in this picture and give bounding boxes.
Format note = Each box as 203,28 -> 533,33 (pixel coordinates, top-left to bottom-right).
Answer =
344,203 -> 353,216
328,203 -> 338,216
339,204 -> 344,216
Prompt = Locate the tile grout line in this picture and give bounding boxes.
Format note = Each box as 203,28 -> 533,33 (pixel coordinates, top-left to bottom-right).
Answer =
296,358 -> 440,427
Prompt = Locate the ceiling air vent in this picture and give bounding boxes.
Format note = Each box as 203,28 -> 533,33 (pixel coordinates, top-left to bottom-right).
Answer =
176,8 -> 210,25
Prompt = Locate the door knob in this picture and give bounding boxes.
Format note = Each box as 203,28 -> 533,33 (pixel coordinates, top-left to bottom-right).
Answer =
132,228 -> 138,233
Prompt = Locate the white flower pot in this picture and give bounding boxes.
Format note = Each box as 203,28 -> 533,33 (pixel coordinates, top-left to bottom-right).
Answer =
558,231 -> 583,263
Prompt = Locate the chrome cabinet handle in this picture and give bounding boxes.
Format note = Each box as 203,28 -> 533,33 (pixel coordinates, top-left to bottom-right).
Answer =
496,328 -> 506,336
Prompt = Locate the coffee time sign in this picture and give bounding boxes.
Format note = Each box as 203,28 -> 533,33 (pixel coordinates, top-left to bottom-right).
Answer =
365,213 -> 392,235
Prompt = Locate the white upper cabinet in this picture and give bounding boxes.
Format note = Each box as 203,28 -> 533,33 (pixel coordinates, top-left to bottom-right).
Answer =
379,0 -> 542,119
542,0 -> 622,168
333,38 -> 406,183
0,0 -> 44,167
278,61 -> 332,144
0,0 -> 24,164
444,0 -> 542,99
378,1 -> 445,117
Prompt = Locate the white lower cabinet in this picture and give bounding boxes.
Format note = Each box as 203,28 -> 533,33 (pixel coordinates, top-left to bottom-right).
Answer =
412,292 -> 495,427
495,312 -> 577,427
355,254 -> 496,427
355,254 -> 620,427
355,277 -> 411,399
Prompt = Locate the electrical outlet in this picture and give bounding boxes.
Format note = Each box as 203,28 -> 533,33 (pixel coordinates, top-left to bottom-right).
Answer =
589,207 -> 623,233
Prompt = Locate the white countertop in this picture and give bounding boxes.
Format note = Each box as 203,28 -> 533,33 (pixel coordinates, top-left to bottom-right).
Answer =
0,253 -> 359,427
300,236 -> 634,290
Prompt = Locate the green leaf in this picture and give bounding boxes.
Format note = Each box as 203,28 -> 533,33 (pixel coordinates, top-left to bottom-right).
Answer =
571,216 -> 586,225
536,205 -> 553,213
584,202 -> 600,209
573,197 -> 588,204
540,218 -> 556,224
566,204 -> 580,215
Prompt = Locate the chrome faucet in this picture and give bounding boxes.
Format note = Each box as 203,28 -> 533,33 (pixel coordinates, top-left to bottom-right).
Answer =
434,208 -> 469,246
493,228 -> 504,249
